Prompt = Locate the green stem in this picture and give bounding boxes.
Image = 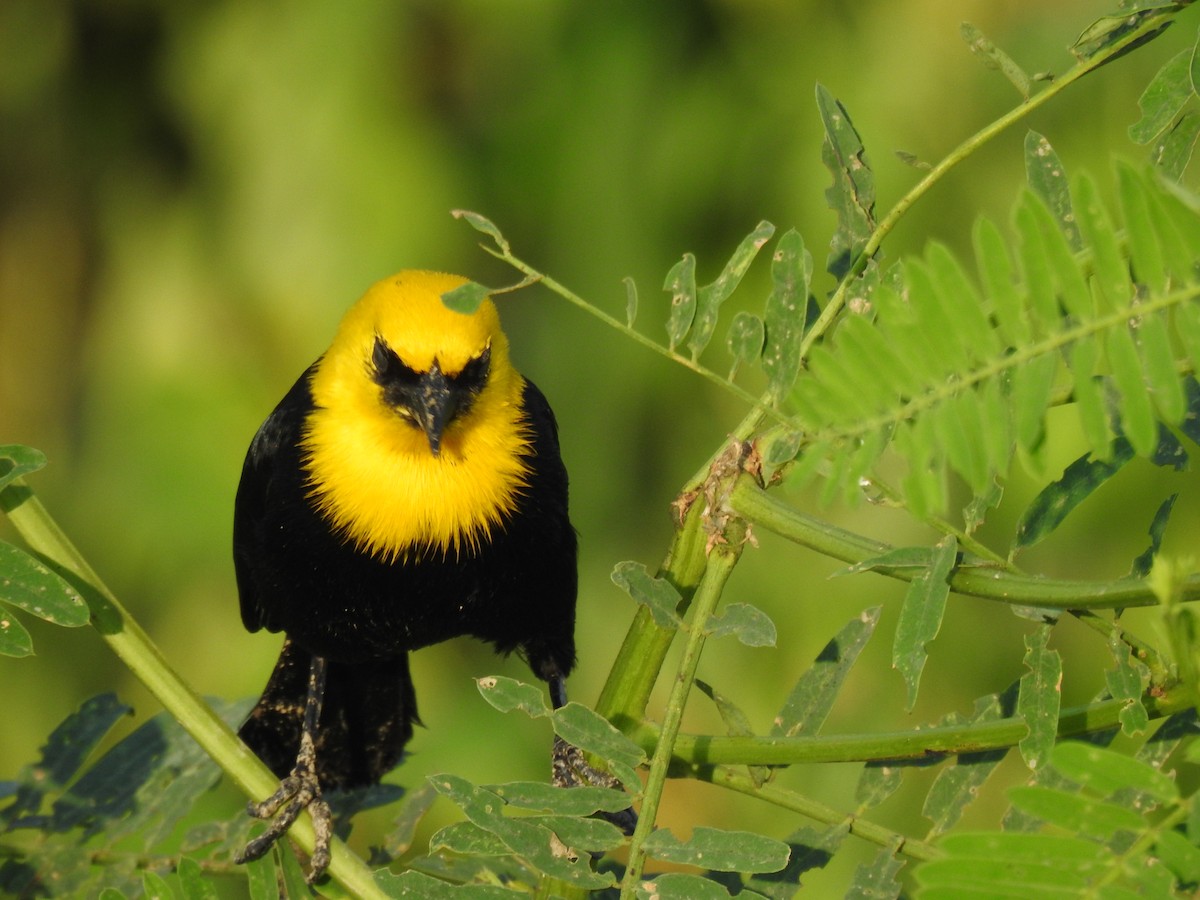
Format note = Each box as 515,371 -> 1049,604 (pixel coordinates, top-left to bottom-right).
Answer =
491,250 -> 789,427
593,499 -> 710,730
594,410 -> 770,729
621,542 -> 742,896
628,687 -> 1190,768
731,478 -> 1196,610
0,482 -> 388,900
701,766 -> 942,863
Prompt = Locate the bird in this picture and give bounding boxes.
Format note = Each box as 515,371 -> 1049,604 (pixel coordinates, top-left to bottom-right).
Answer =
231,270 -> 582,881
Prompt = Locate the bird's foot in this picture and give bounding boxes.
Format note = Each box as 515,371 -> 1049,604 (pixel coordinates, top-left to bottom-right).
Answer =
236,742 -> 333,884
552,736 -> 639,835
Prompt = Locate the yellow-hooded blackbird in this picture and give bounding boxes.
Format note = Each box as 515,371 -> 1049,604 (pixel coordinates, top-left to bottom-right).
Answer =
232,271 -> 578,879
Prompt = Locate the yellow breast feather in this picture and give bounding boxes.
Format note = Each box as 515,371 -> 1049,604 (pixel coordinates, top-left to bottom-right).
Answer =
299,271 -> 533,559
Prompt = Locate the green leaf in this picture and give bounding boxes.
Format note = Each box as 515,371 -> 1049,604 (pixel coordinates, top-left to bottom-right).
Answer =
757,824 -> 848,896
1013,440 -> 1135,552
695,680 -> 770,787
726,311 -> 765,380
974,216 -> 1029,347
1130,493 -> 1177,578
961,23 -> 1030,97
611,560 -> 683,629
538,815 -> 626,853
1155,828 -> 1200,883
830,313 -> 919,404
551,702 -> 645,780
963,477 -> 1005,536
1051,742 -> 1177,802
637,873 -> 732,900
0,444 -> 47,490
833,547 -> 932,577
1007,785 -> 1145,839
244,851 -> 280,900
1129,48 -> 1194,144
176,856 -> 217,900
762,228 -> 811,403
376,781 -> 437,862
374,868 -> 516,898
1072,349 -> 1113,459
936,831 -> 1106,873
1116,160 -> 1168,295
664,253 -> 698,351
1151,110 -> 1200,180
915,854 -> 1092,895
924,693 -> 1010,836
1011,353 -> 1058,454
1106,635 -> 1151,737
857,763 -> 904,811
1014,193 -> 1060,336
429,820 -> 509,856
1024,132 -> 1082,251
846,843 -> 904,900
704,602 -> 776,647
1071,7 -> 1172,62
1074,171 -> 1131,310
688,221 -> 775,360
817,83 -> 875,280
450,209 -> 509,254
484,781 -> 633,816
1108,325 -> 1159,456
0,540 -> 90,627
440,281 -> 491,315
3,694 -> 131,815
773,608 -> 880,738
892,536 -> 957,710
140,871 -> 176,900
475,675 -> 551,718
57,700 -> 241,847
1017,625 -> 1062,770
623,276 -> 638,327
642,826 -> 790,873
1028,187 -> 1091,321
1139,311 -> 1187,422
427,774 -> 615,888
0,607 -> 31,657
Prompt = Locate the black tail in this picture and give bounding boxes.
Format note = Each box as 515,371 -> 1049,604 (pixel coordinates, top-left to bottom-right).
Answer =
239,638 -> 418,790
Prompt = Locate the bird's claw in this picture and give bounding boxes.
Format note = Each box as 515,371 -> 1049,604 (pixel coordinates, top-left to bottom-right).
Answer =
236,749 -> 333,883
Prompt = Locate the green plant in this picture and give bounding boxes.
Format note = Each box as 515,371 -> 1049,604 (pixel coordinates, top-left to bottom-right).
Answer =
6,1 -> 1200,897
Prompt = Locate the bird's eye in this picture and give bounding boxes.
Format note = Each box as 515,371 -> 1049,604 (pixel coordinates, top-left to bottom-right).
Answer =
455,343 -> 491,393
371,336 -> 419,386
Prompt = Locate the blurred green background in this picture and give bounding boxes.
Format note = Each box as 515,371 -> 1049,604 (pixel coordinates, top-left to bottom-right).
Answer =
4,0 -> 1200,889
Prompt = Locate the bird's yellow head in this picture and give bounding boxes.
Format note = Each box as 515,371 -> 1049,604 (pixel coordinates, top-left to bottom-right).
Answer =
301,271 -> 532,559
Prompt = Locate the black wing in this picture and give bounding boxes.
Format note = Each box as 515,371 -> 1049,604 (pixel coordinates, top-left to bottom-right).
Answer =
233,362 -> 319,632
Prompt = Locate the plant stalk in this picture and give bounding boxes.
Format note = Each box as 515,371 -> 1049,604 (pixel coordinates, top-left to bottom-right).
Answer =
0,482 -> 388,900
620,541 -> 742,896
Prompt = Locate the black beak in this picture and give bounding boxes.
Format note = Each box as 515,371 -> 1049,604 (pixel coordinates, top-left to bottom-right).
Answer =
415,363 -> 458,456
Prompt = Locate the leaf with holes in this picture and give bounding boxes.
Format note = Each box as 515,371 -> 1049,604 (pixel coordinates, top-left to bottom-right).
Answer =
962,23 -> 1030,97
642,826 -> 790,874
726,311 -> 765,380
611,560 -> 683,629
1017,625 -> 1061,771
893,537 -> 957,710
0,444 -> 47,491
664,253 -> 698,351
774,607 -> 879,738
762,228 -> 811,403
817,83 -> 875,280
688,221 -> 775,360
